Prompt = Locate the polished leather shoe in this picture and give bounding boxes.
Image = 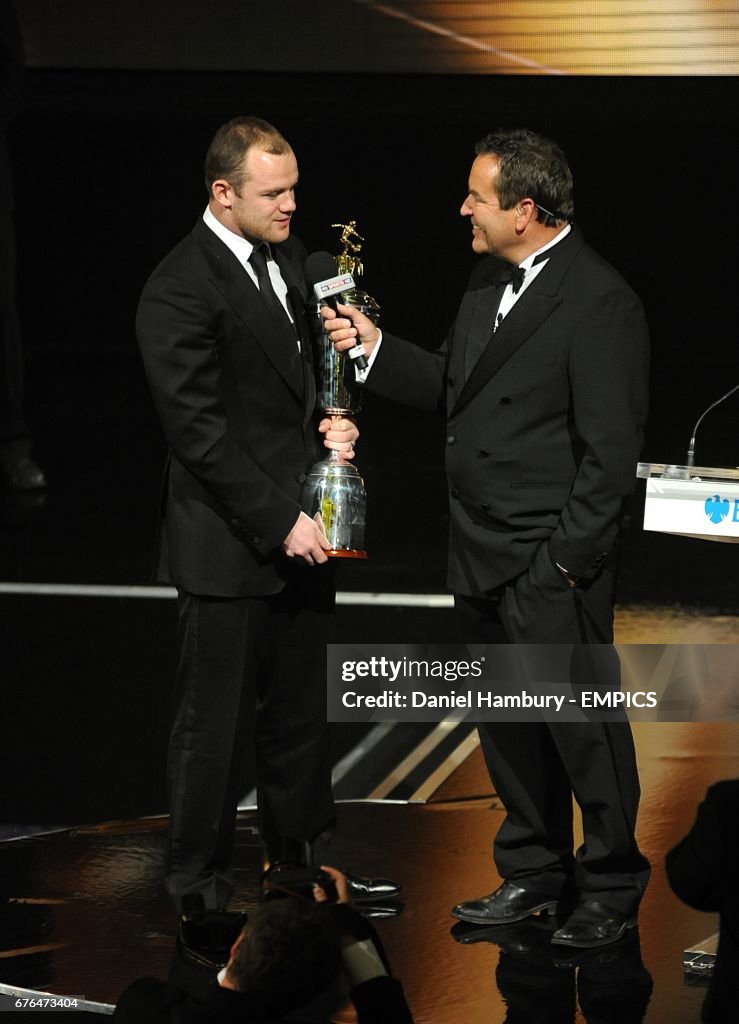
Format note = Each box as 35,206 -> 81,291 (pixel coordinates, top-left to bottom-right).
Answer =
451,880 -> 559,925
550,927 -> 640,968
551,900 -> 637,948
344,870 -> 402,902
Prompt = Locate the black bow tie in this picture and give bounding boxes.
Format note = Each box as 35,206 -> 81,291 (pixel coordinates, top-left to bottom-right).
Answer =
499,246 -> 555,293
498,263 -> 526,294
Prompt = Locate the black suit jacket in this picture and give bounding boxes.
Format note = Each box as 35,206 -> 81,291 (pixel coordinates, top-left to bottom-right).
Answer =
666,780 -> 739,1024
367,228 -> 650,594
136,219 -> 321,597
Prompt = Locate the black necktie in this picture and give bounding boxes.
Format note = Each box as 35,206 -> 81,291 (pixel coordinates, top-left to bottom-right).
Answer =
249,244 -> 295,335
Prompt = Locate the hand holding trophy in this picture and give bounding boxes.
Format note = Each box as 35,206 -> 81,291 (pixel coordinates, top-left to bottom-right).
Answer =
302,222 -> 380,559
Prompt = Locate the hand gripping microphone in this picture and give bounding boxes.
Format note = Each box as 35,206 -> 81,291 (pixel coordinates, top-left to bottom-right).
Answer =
304,251 -> 369,370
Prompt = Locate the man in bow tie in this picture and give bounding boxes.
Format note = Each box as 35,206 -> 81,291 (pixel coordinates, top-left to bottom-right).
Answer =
136,117 -> 399,915
323,127 -> 650,948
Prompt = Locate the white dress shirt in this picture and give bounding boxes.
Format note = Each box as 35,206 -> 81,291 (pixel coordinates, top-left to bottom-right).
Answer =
202,206 -> 294,324
494,224 -> 571,330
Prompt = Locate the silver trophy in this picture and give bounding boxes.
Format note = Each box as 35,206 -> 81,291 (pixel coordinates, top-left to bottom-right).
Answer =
302,222 -> 380,559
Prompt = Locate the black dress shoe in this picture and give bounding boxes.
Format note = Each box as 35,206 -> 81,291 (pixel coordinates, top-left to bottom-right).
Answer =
451,880 -> 559,926
550,927 -> 640,968
344,870 -> 401,902
551,900 -> 637,948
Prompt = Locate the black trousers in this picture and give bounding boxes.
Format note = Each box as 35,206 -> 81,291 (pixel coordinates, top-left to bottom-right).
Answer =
166,565 -> 336,911
455,543 -> 650,913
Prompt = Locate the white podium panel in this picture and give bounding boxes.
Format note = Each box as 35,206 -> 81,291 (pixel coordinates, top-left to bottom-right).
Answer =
637,463 -> 739,543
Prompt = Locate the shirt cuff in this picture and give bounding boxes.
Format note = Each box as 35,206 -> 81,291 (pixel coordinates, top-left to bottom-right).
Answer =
354,330 -> 383,383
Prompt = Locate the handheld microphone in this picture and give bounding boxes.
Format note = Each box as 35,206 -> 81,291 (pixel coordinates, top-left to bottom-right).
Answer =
304,251 -> 368,370
686,382 -> 739,468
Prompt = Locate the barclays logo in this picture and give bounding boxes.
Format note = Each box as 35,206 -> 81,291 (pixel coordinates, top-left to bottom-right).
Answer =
704,494 -> 739,525
705,494 -> 729,524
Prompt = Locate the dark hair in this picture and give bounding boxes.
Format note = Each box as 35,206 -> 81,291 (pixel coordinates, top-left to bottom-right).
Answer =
204,116 -> 292,195
475,128 -> 574,226
225,900 -> 341,1014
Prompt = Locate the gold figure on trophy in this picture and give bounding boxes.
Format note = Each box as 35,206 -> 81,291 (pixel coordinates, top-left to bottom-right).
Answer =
331,220 -> 365,277
328,221 -> 378,316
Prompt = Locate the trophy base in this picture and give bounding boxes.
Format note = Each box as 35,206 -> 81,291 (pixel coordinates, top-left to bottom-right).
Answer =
301,455 -> 367,560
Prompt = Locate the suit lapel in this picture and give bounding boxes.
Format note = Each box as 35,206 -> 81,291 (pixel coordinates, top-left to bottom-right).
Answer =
453,282 -> 502,386
452,228 -> 582,415
277,249 -> 317,424
193,220 -> 305,403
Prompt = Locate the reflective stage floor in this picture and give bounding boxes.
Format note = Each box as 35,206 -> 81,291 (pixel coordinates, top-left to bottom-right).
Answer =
2,714 -> 738,1022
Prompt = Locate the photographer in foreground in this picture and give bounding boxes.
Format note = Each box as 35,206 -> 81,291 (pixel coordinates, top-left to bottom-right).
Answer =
113,866 -> 413,1023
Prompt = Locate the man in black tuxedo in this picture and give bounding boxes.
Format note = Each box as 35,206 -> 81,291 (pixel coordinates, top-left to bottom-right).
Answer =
323,128 -> 650,947
136,117 -> 398,913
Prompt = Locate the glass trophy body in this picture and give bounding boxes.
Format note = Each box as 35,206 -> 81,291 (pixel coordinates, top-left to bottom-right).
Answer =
301,223 -> 379,559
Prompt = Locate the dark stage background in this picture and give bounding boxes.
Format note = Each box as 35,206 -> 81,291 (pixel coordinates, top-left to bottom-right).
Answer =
2,8 -> 738,826
7,69 -> 738,587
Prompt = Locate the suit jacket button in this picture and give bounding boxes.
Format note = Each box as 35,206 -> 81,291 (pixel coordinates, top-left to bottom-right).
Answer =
447,435 -> 456,445
500,396 -> 511,405
448,377 -> 456,387
450,488 -> 460,499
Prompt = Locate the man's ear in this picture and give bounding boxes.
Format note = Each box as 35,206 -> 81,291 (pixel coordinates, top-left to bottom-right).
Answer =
220,931 -> 245,991
229,930 -> 245,959
515,197 -> 537,227
211,178 -> 233,209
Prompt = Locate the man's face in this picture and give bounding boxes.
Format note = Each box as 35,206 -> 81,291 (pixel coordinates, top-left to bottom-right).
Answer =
460,154 -> 517,257
228,147 -> 299,244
